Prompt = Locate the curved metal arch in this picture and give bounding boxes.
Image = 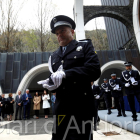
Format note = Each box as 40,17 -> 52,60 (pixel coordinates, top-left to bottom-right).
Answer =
84,10 -> 134,37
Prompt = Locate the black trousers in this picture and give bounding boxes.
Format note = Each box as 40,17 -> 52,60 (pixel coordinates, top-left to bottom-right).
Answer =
52,115 -> 93,140
127,93 -> 140,118
94,99 -> 100,125
0,108 -> 5,119
15,105 -> 22,119
35,110 -> 39,117
104,94 -> 112,109
44,108 -> 49,115
114,96 -> 125,114
23,104 -> 31,119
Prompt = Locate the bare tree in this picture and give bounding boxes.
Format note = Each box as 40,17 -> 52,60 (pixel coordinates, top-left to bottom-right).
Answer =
0,0 -> 26,52
33,0 -> 57,52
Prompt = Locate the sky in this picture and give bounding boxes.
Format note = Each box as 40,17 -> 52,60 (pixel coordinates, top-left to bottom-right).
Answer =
13,0 -> 105,30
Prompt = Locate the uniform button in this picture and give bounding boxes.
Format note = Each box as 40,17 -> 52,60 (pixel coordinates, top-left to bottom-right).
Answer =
53,63 -> 55,65
61,60 -> 64,63
84,93 -> 87,95
74,56 -> 77,59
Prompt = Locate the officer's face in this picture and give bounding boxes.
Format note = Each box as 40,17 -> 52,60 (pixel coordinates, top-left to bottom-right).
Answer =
125,65 -> 132,71
55,26 -> 74,46
104,80 -> 108,83
111,76 -> 116,80
91,82 -> 94,85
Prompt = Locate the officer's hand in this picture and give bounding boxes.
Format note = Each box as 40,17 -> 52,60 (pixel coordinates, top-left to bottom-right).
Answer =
37,80 -> 48,85
113,87 -> 117,90
43,78 -> 58,91
132,81 -> 138,86
125,83 -> 130,87
117,88 -> 121,91
95,95 -> 100,99
51,65 -> 66,87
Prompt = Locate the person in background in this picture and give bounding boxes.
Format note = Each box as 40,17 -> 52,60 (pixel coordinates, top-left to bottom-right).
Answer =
51,92 -> 56,114
109,72 -> 126,117
15,90 -> 23,120
0,95 -> 1,121
22,89 -> 32,120
6,93 -> 15,121
42,90 -> 50,119
121,62 -> 140,121
33,92 -> 41,119
0,94 -> 6,121
100,78 -> 112,115
91,82 -> 101,131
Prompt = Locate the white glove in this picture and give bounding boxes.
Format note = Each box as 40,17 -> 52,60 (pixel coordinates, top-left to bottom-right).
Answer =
132,81 -> 138,86
125,83 -> 130,87
42,78 -> 58,91
37,80 -> 48,85
117,88 -> 121,91
113,87 -> 118,90
95,95 -> 100,99
51,65 -> 66,87
105,89 -> 110,92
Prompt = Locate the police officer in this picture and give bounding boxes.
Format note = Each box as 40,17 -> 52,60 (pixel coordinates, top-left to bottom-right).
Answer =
91,82 -> 101,131
38,15 -> 101,140
100,78 -> 112,115
121,62 -> 140,121
109,72 -> 126,117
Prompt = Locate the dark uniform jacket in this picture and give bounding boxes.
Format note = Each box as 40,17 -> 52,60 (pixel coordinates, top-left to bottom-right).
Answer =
100,83 -> 111,97
91,85 -> 101,97
109,78 -> 123,97
50,39 -> 101,117
121,70 -> 140,95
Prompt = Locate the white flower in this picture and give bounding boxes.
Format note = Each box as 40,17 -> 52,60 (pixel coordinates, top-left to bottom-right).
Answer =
76,46 -> 83,51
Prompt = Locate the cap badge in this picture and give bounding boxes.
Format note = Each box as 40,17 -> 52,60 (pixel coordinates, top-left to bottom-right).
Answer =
53,18 -> 57,23
76,46 -> 83,51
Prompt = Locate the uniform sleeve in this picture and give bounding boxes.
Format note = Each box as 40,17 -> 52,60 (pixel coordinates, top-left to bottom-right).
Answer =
136,71 -> 140,85
98,86 -> 101,95
64,41 -> 101,82
99,87 -> 104,97
120,74 -> 126,86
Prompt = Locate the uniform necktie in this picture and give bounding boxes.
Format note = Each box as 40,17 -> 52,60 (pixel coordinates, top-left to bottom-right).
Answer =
62,46 -> 66,54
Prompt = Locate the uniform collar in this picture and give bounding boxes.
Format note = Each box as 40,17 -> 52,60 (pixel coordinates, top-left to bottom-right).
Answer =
57,40 -> 78,58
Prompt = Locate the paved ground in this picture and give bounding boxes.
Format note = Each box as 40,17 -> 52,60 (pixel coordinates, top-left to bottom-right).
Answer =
0,118 -> 140,140
99,109 -> 140,135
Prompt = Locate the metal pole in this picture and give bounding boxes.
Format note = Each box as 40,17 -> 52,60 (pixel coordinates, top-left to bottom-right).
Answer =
74,0 -> 86,40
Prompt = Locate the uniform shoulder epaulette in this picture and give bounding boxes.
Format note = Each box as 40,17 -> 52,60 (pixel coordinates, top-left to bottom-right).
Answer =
78,39 -> 91,42
101,83 -> 104,86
